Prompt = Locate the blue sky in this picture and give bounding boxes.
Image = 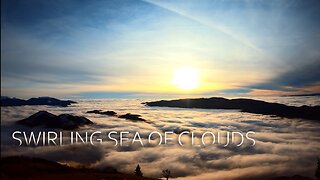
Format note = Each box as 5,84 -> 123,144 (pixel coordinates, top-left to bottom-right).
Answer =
1,0 -> 320,98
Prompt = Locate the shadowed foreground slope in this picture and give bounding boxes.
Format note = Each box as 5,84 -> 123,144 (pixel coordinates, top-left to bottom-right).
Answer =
1,156 -> 157,180
0,156 -> 315,180
144,97 -> 320,120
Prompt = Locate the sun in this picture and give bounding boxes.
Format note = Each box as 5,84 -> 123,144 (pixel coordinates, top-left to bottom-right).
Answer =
172,67 -> 199,90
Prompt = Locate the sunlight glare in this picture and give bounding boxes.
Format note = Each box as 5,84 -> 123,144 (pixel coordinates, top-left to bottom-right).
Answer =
172,67 -> 199,90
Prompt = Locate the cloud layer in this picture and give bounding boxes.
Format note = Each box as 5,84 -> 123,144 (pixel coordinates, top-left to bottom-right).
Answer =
1,98 -> 320,179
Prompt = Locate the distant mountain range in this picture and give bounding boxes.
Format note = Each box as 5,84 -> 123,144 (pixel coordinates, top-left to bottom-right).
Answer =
286,93 -> 320,97
144,97 -> 320,121
1,96 -> 76,107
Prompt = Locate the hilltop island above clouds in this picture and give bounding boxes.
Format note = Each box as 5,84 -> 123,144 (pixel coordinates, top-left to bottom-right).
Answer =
1,96 -> 76,107
144,97 -> 320,121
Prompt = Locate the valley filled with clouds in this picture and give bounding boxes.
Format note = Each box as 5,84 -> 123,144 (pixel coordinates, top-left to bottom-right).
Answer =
1,97 -> 319,179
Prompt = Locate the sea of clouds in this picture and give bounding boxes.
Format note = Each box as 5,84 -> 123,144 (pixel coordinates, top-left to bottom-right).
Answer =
1,97 -> 320,179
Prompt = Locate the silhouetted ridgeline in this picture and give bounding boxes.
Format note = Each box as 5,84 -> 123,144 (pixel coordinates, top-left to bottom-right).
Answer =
0,156 -> 156,180
0,156 -> 314,180
286,93 -> 320,97
144,97 -> 320,120
1,96 -> 76,107
17,111 -> 93,130
87,110 -> 147,122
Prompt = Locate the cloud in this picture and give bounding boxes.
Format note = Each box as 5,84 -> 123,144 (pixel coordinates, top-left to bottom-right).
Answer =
142,0 -> 262,52
2,0 -> 320,96
72,91 -> 140,99
1,28 -> 104,88
218,88 -> 252,94
176,164 -> 308,180
2,100 -> 320,179
1,144 -> 105,164
248,60 -> 320,91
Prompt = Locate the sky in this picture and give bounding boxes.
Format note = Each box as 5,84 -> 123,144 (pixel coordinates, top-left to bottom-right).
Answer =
1,0 -> 320,98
